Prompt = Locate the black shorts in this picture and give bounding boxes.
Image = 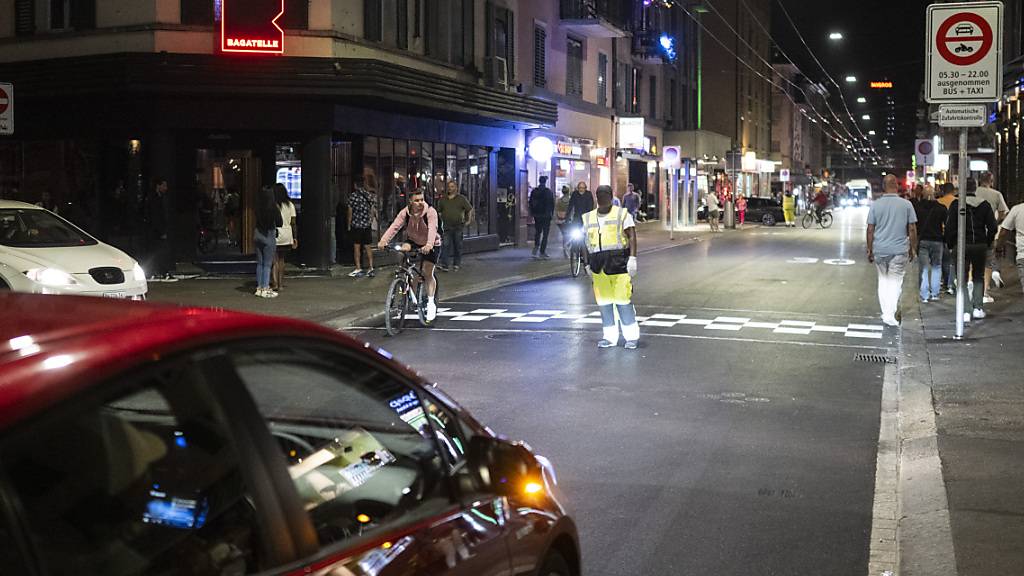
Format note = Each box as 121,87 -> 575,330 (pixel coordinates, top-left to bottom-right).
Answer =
350,227 -> 372,245
275,244 -> 291,255
408,242 -> 440,264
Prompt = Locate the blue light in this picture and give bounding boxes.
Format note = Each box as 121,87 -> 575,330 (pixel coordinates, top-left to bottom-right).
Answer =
659,34 -> 676,60
175,436 -> 187,448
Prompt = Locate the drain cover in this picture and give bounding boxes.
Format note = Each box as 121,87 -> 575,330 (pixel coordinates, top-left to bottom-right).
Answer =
854,353 -> 897,364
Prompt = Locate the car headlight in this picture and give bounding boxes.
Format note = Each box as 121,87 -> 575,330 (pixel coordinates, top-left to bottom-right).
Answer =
24,268 -> 79,287
133,262 -> 146,282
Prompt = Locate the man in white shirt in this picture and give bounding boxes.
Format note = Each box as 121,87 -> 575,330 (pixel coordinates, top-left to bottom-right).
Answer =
975,172 -> 1009,300
994,202 -> 1024,294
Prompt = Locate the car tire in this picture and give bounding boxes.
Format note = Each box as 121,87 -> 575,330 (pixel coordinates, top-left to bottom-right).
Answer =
538,550 -> 572,576
761,213 -> 776,226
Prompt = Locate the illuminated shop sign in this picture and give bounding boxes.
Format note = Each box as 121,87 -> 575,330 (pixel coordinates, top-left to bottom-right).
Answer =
870,81 -> 894,89
221,0 -> 285,54
556,141 -> 583,157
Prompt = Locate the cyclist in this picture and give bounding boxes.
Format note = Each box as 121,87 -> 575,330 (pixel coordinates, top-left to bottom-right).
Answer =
812,189 -> 829,222
566,181 -> 594,233
377,189 -> 441,321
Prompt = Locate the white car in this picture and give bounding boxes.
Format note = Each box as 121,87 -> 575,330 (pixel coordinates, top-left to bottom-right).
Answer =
0,200 -> 147,299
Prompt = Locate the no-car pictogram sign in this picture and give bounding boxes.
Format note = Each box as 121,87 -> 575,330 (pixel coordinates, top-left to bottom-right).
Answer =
0,86 -> 9,115
0,82 -> 12,136
926,2 -> 1002,104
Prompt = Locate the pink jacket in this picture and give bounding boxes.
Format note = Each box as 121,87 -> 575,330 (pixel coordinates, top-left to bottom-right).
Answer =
381,206 -> 441,247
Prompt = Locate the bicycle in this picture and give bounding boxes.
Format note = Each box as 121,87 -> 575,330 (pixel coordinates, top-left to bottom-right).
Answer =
567,225 -> 585,278
196,223 -> 224,254
801,208 -> 834,229
383,245 -> 441,336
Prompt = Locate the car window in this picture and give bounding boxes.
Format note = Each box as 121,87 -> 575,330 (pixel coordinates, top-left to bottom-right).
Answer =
0,208 -> 98,248
0,361 -> 267,576
229,345 -> 452,549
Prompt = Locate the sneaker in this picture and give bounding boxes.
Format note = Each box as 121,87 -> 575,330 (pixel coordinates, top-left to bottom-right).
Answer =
597,339 -> 616,348
983,294 -> 994,304
540,253 -> 550,260
973,308 -> 986,319
963,312 -> 972,323
262,290 -> 279,299
992,270 -> 1004,288
881,316 -> 899,327
930,295 -> 941,302
254,288 -> 264,297
624,340 -> 638,350
425,300 -> 437,322
453,265 -> 461,271
348,268 -> 365,278
921,298 -> 930,304
366,268 -> 376,278
531,248 -> 538,257
947,286 -> 956,295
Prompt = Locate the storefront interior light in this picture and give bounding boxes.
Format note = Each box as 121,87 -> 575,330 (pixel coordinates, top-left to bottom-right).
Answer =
528,136 -> 554,163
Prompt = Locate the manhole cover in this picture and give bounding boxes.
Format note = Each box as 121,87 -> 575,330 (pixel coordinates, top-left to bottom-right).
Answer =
854,353 -> 897,364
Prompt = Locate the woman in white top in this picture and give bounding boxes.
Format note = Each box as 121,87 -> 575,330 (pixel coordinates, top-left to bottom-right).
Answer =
271,183 -> 298,292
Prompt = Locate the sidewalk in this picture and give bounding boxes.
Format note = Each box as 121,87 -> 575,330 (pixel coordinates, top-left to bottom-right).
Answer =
146,221 -> 726,328
899,260 -> 1024,575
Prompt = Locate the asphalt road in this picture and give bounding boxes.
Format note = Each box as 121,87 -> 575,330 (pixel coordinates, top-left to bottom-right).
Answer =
349,207 -> 895,575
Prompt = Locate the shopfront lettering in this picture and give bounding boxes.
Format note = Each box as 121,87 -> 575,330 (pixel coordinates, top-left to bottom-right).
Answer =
220,0 -> 285,54
226,38 -> 280,49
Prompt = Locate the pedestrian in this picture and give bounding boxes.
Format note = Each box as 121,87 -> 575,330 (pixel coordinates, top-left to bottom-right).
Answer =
782,191 -> 796,227
436,180 -> 473,271
622,183 -> 641,220
271,183 -> 297,293
583,185 -> 640,349
937,182 -> 957,293
994,201 -> 1024,295
866,174 -> 918,326
556,185 -> 572,257
974,172 -> 1009,301
253,184 -> 282,298
945,179 -> 998,321
914,185 -> 947,303
736,195 -> 747,228
529,175 -> 555,259
706,192 -> 721,232
145,178 -> 175,281
347,176 -> 377,277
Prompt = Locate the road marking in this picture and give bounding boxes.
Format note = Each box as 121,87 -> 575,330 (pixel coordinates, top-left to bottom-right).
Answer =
451,315 -> 490,321
779,320 -> 816,327
641,320 -> 677,327
774,327 -> 813,335
845,331 -> 884,339
744,321 -> 780,329
470,308 -> 507,314
713,316 -> 751,324
446,301 -> 882,320
575,317 -> 603,324
705,323 -> 744,331
493,312 -> 526,318
677,318 -> 714,326
511,316 -> 550,323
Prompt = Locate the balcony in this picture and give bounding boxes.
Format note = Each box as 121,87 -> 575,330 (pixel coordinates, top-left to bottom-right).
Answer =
632,29 -> 675,64
559,0 -> 631,38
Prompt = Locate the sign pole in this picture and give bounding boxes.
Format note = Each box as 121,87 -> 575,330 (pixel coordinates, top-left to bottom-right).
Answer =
954,128 -> 968,339
671,166 -> 679,241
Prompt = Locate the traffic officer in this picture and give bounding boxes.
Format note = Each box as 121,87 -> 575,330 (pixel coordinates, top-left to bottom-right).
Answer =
583,185 -> 640,349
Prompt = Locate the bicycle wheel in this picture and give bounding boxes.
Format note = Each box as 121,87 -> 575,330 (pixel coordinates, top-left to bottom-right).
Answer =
417,275 -> 439,327
570,244 -> 583,278
820,212 -> 834,229
801,213 -> 814,229
384,278 -> 408,336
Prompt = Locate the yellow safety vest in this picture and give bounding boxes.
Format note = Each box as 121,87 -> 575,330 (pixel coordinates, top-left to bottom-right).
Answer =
583,206 -> 628,253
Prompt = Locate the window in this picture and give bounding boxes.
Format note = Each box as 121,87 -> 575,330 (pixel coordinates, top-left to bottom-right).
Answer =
1,361 -> 266,575
597,52 -> 608,107
280,0 -> 308,30
396,0 -> 408,49
533,25 -> 547,88
566,36 -> 583,97
485,2 -> 514,89
181,0 -> 213,25
50,0 -> 94,30
365,0 -> 382,41
15,0 -> 35,35
425,0 -> 468,66
231,346 -> 454,548
649,75 -> 657,119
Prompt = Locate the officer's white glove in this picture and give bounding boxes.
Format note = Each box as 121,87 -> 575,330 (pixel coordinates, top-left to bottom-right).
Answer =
585,265 -> 593,278
627,256 -> 637,277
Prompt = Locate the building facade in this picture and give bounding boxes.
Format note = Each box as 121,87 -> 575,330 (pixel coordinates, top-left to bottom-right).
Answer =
770,63 -> 825,194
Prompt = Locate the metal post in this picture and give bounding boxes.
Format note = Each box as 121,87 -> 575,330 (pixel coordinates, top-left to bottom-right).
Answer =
954,128 -> 968,339
670,167 -> 679,240
679,165 -> 688,230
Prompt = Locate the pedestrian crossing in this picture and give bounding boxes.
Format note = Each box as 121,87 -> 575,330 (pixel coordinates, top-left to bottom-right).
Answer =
407,307 -> 886,340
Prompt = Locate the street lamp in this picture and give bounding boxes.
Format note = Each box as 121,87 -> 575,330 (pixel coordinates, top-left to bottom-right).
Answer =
829,32 -> 843,40
845,75 -> 857,83
862,114 -> 871,120
857,97 -> 867,103
868,130 -> 876,135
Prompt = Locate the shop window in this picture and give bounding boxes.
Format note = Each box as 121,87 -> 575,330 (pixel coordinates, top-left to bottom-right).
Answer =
180,0 -> 213,25
533,25 -> 547,88
377,138 -> 394,236
566,36 -> 583,98
597,52 -> 608,108
362,137 -> 380,222
432,144 -> 447,204
391,140 -> 408,224
476,148 -> 490,236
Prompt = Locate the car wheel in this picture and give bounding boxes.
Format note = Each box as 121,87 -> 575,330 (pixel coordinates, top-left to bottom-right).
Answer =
0,277 -> 9,290
761,213 -> 776,226
538,550 -> 572,576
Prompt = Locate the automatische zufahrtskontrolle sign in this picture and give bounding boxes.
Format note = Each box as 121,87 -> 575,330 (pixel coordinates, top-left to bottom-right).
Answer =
938,103 -> 989,127
926,2 -> 1002,103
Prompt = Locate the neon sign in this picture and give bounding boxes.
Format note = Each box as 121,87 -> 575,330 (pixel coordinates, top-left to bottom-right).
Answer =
870,81 -> 894,89
221,0 -> 285,54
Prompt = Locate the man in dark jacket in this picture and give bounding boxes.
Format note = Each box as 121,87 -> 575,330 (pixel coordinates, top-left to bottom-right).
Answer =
529,175 -> 555,258
915,188 -> 947,302
945,181 -> 998,321
146,179 -> 174,280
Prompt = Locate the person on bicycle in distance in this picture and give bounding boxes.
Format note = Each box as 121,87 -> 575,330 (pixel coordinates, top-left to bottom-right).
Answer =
378,188 -> 441,321
567,180 -> 594,234
813,188 -> 829,221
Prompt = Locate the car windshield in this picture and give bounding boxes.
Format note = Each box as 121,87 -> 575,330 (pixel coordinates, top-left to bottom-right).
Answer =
0,208 -> 97,248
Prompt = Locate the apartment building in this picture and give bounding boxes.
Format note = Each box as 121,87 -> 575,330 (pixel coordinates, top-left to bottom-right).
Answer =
771,63 -> 826,192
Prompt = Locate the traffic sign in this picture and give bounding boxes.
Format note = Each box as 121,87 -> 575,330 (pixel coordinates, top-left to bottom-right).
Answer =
915,139 -> 936,166
939,103 -> 989,126
0,83 -> 11,136
926,2 -> 1002,103
780,169 -> 790,182
662,145 -> 681,169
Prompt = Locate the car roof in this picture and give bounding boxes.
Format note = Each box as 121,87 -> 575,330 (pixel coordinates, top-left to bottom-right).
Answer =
0,201 -> 44,210
0,293 -> 410,430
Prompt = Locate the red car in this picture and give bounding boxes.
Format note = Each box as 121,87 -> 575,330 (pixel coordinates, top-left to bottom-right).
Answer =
0,293 -> 579,576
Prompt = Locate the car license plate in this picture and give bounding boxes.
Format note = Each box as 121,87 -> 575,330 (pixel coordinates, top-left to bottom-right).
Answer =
102,292 -> 127,299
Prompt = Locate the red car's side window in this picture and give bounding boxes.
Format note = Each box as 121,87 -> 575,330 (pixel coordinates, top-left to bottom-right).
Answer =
1,363 -> 268,575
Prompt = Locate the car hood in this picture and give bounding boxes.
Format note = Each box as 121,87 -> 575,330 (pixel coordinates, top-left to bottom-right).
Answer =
0,242 -> 136,274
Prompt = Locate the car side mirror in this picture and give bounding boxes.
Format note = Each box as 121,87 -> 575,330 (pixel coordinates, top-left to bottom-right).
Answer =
467,435 -> 544,497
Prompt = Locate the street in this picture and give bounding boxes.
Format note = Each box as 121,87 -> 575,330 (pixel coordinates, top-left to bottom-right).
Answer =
350,208 -> 895,575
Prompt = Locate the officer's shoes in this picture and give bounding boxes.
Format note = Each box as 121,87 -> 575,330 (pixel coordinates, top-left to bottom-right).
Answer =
624,340 -> 638,350
597,339 -> 616,348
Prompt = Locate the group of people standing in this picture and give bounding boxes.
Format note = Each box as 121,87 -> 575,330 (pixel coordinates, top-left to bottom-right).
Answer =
252,183 -> 298,298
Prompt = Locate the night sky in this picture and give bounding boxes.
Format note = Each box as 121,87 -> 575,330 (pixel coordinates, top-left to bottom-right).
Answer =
772,0 -> 932,173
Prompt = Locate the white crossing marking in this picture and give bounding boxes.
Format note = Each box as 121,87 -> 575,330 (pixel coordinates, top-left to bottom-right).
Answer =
744,321 -> 780,329
641,320 -> 678,327
677,318 -> 713,326
511,316 -> 551,323
493,312 -> 527,318
470,308 -> 507,314
845,331 -> 884,339
705,323 -> 744,331
587,311 -> 602,317
529,310 -> 564,315
811,325 -> 849,333
451,315 -> 490,321
714,316 -> 751,324
404,314 -> 420,320
848,323 -> 885,331
650,313 -> 687,320
552,312 -> 586,319
774,327 -> 813,335
575,318 -> 604,324
437,311 -> 467,317
634,316 -> 650,322
779,320 -> 816,327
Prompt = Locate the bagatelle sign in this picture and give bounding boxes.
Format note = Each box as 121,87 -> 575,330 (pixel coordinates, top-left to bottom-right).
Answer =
221,0 -> 285,54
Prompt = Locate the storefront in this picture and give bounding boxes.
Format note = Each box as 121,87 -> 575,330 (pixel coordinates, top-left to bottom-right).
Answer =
525,132 -> 594,194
